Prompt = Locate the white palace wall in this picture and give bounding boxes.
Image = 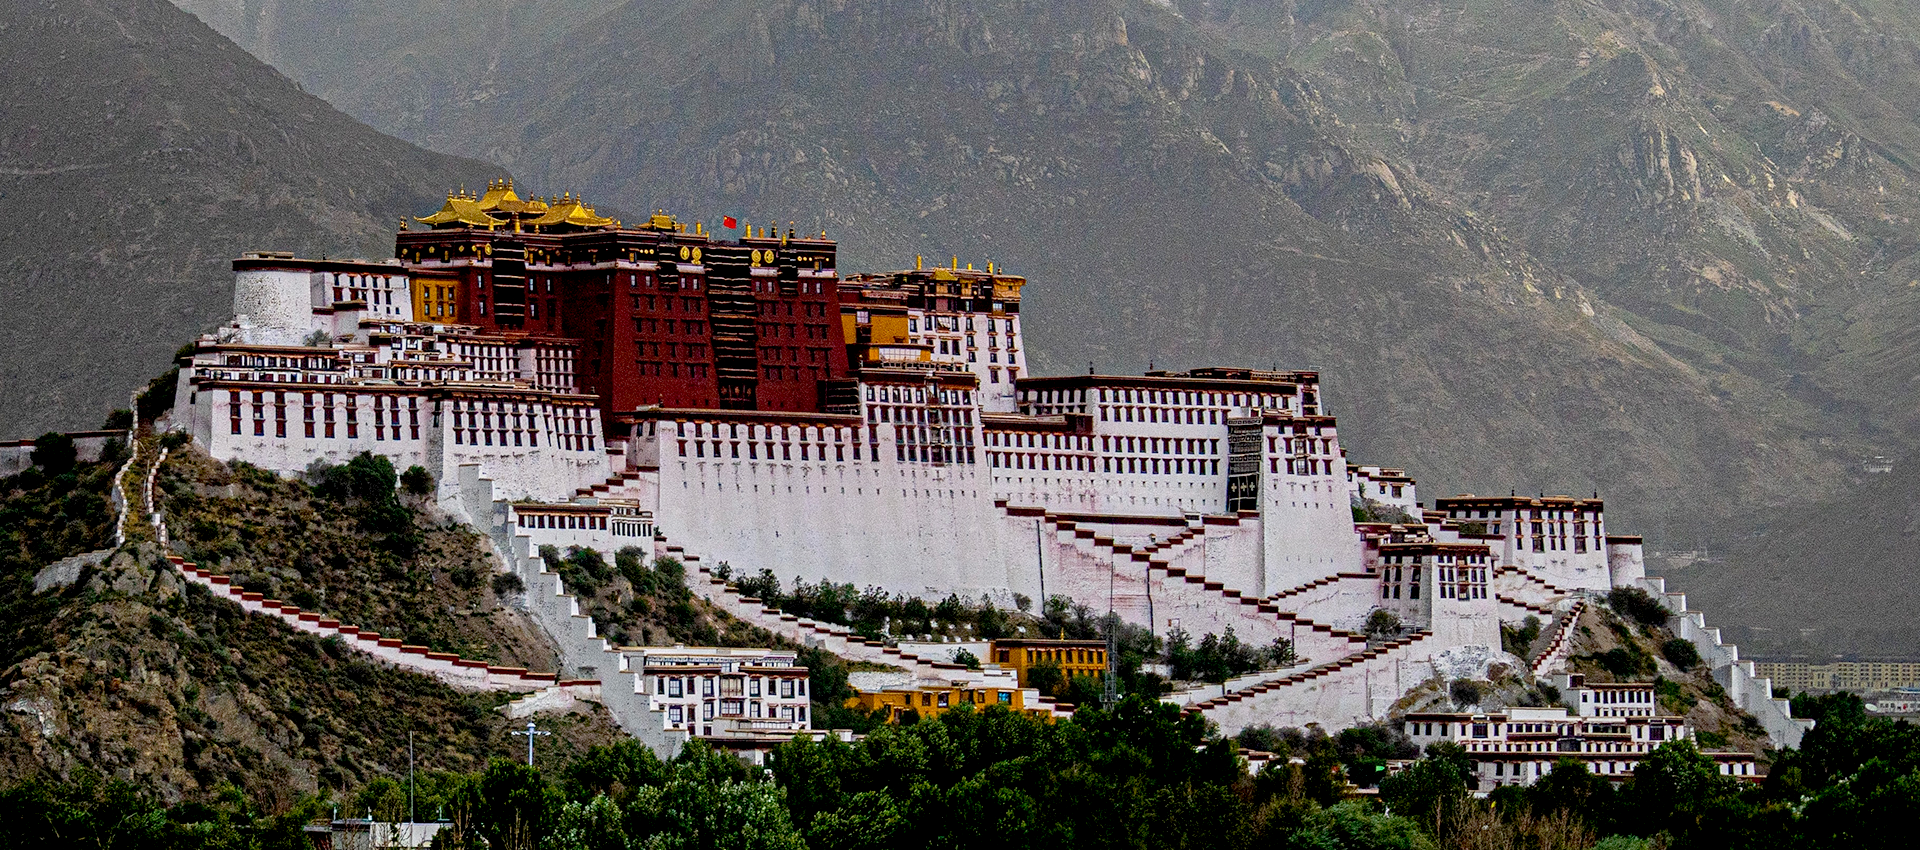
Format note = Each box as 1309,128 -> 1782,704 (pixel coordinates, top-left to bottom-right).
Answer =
653,444 -> 1016,598
1260,422 -> 1364,596
180,382 -> 608,502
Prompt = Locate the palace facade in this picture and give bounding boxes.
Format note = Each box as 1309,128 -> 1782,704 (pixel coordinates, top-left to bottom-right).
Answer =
165,184 -> 1810,754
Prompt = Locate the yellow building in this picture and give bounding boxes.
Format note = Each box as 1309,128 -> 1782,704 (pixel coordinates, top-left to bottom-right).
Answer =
846,681 -> 1044,724
411,274 -> 461,322
991,639 -> 1108,690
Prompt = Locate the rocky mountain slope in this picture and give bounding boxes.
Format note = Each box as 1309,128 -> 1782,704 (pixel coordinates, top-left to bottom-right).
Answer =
0,0 -> 502,438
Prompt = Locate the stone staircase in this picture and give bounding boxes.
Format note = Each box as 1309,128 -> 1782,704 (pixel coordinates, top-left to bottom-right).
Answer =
1494,563 -> 1579,604
169,555 -> 564,692
574,469 -> 648,500
1164,659 -> 1319,707
1528,599 -> 1587,678
1019,506 -> 1370,664
1187,630 -> 1438,735
1496,593 -> 1556,618
1263,571 -> 1380,604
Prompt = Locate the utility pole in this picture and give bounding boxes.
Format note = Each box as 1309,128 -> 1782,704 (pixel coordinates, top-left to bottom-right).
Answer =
1145,534 -> 1156,642
510,721 -> 551,766
408,731 -> 415,825
1105,557 -> 1119,707
1034,519 -> 1046,605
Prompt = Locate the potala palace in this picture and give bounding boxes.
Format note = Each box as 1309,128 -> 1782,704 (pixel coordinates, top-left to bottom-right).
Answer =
147,182 -> 1807,780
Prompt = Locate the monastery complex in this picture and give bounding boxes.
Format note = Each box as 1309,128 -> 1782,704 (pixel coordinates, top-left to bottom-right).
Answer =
153,182 -> 1808,778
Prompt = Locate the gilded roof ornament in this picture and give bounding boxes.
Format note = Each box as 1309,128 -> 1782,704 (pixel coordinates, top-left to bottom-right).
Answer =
477,178 -> 530,214
523,195 -> 614,230
415,193 -> 508,228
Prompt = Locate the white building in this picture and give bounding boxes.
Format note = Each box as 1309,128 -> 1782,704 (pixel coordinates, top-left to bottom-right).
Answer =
622,645 -> 812,739
1551,673 -> 1659,717
175,264 -> 610,502
1400,706 -> 1756,787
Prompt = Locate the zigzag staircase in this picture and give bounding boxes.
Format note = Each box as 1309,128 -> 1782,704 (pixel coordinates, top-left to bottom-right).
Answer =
1186,630 -> 1437,734
1020,506 -> 1372,664
1528,599 -> 1587,678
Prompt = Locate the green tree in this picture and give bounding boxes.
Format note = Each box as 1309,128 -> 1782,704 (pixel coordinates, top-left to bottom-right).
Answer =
563,740 -> 666,804
805,790 -> 906,850
1379,754 -> 1467,823
1027,659 -> 1064,696
1291,800 -> 1434,850
626,746 -> 803,850
30,432 -> 75,475
548,795 -> 630,850
476,758 -> 550,850
1621,741 -> 1739,842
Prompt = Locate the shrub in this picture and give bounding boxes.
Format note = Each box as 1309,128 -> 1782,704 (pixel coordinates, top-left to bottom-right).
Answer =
1365,609 -> 1402,640
30,433 -> 76,475
1502,615 -> 1542,656
492,572 -> 525,596
1594,647 -> 1654,678
136,367 -> 180,422
1607,587 -> 1668,626
102,409 -> 134,430
400,465 -> 434,497
1450,678 -> 1484,707
953,648 -> 981,669
1661,638 -> 1701,669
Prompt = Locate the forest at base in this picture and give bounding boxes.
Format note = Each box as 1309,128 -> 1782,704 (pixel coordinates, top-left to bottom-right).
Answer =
0,691 -> 1910,850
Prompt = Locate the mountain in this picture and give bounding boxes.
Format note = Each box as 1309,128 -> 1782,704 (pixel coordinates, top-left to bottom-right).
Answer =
134,0 -> 1920,653
0,0 -> 503,438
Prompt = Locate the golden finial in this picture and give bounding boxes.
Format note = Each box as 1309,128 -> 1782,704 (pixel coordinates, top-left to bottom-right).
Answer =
916,255 -> 923,270
952,256 -> 958,269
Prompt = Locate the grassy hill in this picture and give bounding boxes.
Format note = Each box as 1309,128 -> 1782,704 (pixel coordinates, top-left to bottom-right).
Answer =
0,451 -> 625,802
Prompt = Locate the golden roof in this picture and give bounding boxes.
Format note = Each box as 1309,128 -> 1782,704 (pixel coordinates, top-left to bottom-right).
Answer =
476,179 -> 531,215
415,191 -> 507,228
525,193 -> 614,230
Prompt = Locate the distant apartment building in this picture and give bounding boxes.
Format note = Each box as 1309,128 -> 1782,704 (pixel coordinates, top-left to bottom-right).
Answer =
1753,660 -> 1920,693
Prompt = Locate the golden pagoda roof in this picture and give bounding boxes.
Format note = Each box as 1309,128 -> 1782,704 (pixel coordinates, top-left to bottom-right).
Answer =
415,192 -> 508,228
525,193 -> 614,230
476,179 -> 531,215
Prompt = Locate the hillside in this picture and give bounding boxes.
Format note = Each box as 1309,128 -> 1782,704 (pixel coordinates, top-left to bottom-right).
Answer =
0,453 -> 625,803
0,0 -> 502,438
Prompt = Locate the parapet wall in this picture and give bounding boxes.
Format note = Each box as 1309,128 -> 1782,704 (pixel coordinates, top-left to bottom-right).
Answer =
1639,577 -> 1811,749
0,430 -> 128,477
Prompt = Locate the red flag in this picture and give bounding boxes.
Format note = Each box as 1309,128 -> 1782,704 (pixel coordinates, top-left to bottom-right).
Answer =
722,215 -> 738,229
